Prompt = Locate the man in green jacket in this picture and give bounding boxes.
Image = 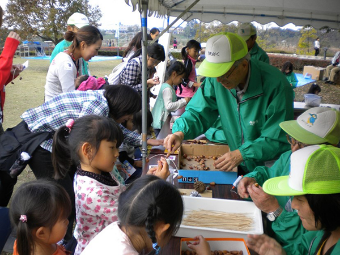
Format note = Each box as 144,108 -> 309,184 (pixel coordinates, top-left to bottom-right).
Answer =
238,22 -> 269,64
50,12 -> 90,75
164,32 -> 293,173
238,107 -> 340,247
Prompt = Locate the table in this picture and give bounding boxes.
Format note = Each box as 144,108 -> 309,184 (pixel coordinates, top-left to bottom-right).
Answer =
145,150 -> 258,255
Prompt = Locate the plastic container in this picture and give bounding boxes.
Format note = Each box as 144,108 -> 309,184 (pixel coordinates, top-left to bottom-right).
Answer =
304,93 -> 322,107
176,196 -> 263,240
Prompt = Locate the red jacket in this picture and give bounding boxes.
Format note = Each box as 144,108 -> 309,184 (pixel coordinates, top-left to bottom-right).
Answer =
0,37 -> 20,122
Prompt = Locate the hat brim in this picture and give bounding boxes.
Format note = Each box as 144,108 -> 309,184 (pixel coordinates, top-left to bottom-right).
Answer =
74,23 -> 89,28
197,60 -> 234,77
263,176 -> 306,196
279,121 -> 327,145
239,35 -> 251,42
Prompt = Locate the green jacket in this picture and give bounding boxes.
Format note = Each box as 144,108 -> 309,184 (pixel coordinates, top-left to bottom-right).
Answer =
285,71 -> 298,89
172,59 -> 293,172
50,39 -> 89,75
250,42 -> 270,64
284,230 -> 340,255
152,83 -> 177,129
245,151 -> 306,246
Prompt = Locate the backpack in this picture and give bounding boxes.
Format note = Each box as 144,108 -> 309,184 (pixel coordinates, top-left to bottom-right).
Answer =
108,57 -> 141,85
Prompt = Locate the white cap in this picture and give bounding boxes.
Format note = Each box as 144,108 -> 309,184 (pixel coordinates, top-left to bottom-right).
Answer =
67,13 -> 89,29
237,22 -> 257,41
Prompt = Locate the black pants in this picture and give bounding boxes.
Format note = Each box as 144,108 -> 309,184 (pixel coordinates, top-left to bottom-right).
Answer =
0,171 -> 17,207
28,147 -> 76,242
315,48 -> 320,56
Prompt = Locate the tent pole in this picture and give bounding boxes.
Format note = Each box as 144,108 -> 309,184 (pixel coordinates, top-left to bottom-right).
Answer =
141,0 -> 148,170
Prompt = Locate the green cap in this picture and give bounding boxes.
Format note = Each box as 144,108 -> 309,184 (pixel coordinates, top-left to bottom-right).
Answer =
263,145 -> 340,196
197,33 -> 248,78
279,107 -> 340,145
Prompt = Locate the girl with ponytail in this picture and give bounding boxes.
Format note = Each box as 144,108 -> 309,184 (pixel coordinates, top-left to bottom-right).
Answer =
82,175 -> 183,255
45,25 -> 103,102
176,39 -> 201,97
52,115 -> 169,254
10,180 -> 72,255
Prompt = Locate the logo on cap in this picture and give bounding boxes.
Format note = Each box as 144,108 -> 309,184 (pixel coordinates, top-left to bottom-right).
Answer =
208,51 -> 220,57
307,114 -> 318,125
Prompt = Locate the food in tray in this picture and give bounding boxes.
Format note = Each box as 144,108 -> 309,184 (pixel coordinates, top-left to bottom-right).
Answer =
182,250 -> 243,255
182,210 -> 253,232
181,155 -> 221,171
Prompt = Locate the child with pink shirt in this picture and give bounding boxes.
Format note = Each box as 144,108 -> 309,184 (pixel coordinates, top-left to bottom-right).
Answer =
52,115 -> 169,254
176,40 -> 202,99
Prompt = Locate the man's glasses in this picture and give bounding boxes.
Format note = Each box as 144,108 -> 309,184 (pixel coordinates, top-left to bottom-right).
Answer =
219,65 -> 237,80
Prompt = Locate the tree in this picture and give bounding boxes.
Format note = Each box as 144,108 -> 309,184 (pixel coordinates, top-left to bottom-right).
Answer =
4,0 -> 102,45
297,26 -> 317,55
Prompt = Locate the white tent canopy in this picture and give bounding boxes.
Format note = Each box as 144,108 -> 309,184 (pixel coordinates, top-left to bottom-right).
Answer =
125,0 -> 340,29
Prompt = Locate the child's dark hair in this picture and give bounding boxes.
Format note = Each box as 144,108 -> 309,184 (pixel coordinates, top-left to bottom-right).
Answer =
104,85 -> 141,121
307,83 -> 321,94
165,61 -> 186,81
181,40 -> 201,60
52,115 -> 124,179
65,25 -> 103,53
131,43 -> 166,62
10,180 -> 71,255
150,27 -> 160,35
123,32 -> 143,58
118,175 -> 183,246
132,109 -> 153,134
281,61 -> 294,75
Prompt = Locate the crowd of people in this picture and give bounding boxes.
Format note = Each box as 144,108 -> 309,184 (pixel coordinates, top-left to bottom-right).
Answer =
1,7 -> 340,255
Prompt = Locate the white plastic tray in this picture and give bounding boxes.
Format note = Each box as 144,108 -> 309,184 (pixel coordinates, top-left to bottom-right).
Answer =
176,196 -> 263,240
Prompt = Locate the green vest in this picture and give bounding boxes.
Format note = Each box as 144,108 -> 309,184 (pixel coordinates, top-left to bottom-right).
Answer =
152,83 -> 177,129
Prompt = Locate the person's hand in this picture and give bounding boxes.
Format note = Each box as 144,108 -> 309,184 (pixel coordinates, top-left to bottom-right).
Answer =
237,177 -> 256,198
10,64 -> 24,77
186,235 -> 211,255
147,138 -> 164,146
147,157 -> 169,180
214,150 -> 243,172
246,234 -> 286,255
164,132 -> 184,157
184,97 -> 191,103
8,31 -> 20,41
147,78 -> 160,88
248,184 -> 281,213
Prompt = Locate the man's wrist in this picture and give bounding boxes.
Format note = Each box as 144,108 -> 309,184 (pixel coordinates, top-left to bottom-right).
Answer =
173,131 -> 184,141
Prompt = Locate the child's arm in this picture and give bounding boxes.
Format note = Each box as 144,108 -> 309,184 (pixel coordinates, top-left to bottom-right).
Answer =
147,138 -> 164,146
162,87 -> 187,112
186,235 -> 211,255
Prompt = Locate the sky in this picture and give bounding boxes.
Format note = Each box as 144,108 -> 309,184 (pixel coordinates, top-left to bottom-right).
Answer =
1,0 -> 301,31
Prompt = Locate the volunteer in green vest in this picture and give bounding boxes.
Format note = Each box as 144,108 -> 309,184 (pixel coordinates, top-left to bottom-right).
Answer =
50,12 -> 90,75
238,22 -> 269,64
247,145 -> 340,255
204,22 -> 271,144
164,32 -> 293,173
238,107 -> 340,247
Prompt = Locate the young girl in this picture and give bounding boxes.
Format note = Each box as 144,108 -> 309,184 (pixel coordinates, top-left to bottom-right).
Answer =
152,61 -> 190,135
307,83 -> 321,95
281,61 -> 298,89
10,180 -> 72,255
45,25 -> 103,102
176,39 -> 201,98
52,115 -> 169,254
81,174 -> 183,254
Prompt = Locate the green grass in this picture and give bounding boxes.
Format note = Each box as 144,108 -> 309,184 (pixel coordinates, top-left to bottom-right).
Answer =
3,58 -> 121,130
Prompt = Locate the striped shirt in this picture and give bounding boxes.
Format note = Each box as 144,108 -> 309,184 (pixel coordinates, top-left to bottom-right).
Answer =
21,90 -> 141,152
